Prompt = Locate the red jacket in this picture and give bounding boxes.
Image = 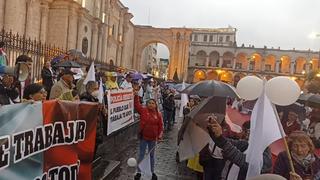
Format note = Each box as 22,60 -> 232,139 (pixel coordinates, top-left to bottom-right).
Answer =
134,95 -> 163,141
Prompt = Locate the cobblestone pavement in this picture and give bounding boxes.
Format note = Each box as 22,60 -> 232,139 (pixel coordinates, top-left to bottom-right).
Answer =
115,117 -> 197,180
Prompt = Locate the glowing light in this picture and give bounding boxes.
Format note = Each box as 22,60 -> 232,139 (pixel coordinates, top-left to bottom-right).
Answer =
216,69 -> 223,74
290,77 -> 297,81
280,57 -> 284,61
316,73 -> 320,77
302,70 -> 306,75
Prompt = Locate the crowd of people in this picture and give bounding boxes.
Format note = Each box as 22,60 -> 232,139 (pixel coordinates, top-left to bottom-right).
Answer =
1,54 -> 320,180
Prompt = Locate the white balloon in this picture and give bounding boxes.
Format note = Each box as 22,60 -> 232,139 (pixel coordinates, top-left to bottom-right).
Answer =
127,158 -> 137,167
265,76 -> 301,106
236,76 -> 263,100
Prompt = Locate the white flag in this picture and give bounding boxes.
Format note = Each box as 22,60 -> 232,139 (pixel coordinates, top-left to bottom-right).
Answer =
246,89 -> 284,178
83,62 -> 95,85
138,153 -> 152,177
179,82 -> 189,118
98,78 -> 104,103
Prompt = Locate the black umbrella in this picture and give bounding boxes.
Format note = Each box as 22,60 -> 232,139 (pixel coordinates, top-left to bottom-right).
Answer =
180,80 -> 239,98
54,61 -> 81,68
178,96 -> 226,145
68,49 -> 86,60
298,93 -> 320,108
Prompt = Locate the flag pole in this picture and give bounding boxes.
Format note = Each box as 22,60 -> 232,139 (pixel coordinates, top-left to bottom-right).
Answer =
271,104 -> 295,173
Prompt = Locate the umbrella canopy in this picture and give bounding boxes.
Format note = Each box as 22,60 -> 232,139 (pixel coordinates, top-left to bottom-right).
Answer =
174,83 -> 191,91
68,49 -> 86,60
178,96 -> 226,145
298,93 -> 320,108
54,61 -> 81,68
177,96 -> 226,161
181,80 -> 239,98
132,72 -> 144,80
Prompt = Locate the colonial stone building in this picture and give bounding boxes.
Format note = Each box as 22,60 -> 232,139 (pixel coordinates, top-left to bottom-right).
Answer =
188,27 -> 320,87
0,0 -> 135,69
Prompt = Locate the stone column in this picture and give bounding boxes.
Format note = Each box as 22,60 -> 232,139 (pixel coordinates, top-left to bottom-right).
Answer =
232,57 -> 236,69
5,0 -> 26,35
0,0 -> 5,28
205,56 -> 209,67
275,60 -> 280,73
219,56 -> 223,68
101,24 -> 107,63
90,22 -> 99,60
290,62 -> 295,74
76,11 -> 85,50
39,1 -> 49,42
306,62 -> 311,73
25,0 -> 34,38
97,24 -> 103,61
261,57 -> 265,72
67,3 -> 79,50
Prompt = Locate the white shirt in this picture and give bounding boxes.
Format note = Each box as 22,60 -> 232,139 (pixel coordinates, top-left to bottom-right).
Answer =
120,80 -> 132,89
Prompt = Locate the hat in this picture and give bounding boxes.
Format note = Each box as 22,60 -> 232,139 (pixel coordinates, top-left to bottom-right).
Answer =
105,72 -> 117,77
62,68 -> 77,76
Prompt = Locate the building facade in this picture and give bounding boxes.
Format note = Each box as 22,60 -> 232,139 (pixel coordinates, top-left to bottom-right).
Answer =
0,0 -> 135,70
141,43 -> 157,74
188,27 -> 320,88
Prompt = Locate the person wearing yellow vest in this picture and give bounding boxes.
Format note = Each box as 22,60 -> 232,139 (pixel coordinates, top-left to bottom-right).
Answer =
105,72 -> 119,90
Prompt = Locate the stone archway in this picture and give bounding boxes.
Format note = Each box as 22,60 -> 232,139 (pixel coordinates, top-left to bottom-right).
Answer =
133,26 -> 192,80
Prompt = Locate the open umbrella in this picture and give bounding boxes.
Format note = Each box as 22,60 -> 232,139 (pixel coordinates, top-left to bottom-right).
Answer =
54,61 -> 81,68
181,80 -> 239,98
132,72 -> 144,80
68,49 -> 86,60
174,83 -> 191,91
298,93 -> 320,108
177,96 -> 227,161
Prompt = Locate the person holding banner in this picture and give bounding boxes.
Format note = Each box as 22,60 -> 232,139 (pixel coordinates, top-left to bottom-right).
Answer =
23,83 -> 47,101
274,131 -> 320,180
80,81 -> 105,157
133,88 -> 163,180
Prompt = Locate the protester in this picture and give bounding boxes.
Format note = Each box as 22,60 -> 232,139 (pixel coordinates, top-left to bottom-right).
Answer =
41,61 -> 55,99
133,87 -> 163,180
163,93 -> 175,130
105,72 -> 119,90
282,111 -> 301,135
0,74 -> 20,105
59,89 -> 79,101
274,131 -> 320,180
143,80 -> 154,103
206,116 -> 272,180
76,66 -> 90,95
80,81 -> 104,157
120,73 -> 133,89
199,117 -> 243,180
23,83 -> 47,101
80,81 -> 99,102
0,42 -> 7,66
49,69 -> 76,99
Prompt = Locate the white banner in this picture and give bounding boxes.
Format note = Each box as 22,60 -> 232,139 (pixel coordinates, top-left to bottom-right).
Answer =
107,88 -> 134,135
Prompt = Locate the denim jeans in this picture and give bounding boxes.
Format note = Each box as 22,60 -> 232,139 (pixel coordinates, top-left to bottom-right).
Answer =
137,139 -> 156,173
163,110 -> 173,129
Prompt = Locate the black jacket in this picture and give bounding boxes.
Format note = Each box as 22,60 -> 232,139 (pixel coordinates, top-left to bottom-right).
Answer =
207,128 -> 272,180
0,84 -> 19,105
41,67 -> 54,89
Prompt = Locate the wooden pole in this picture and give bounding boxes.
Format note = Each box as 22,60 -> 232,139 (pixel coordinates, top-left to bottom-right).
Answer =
271,104 -> 295,173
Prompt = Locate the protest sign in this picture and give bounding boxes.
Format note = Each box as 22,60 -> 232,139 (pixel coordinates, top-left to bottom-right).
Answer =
0,101 -> 99,180
107,88 -> 134,135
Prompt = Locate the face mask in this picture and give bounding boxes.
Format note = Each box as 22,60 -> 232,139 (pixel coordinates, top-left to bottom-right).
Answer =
91,90 -> 99,98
